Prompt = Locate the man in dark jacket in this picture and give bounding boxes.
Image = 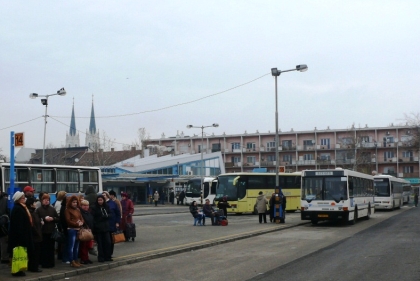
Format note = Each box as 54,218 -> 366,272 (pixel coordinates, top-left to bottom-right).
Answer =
0,191 -> 9,263
203,199 -> 220,225
178,191 -> 185,205
84,185 -> 97,207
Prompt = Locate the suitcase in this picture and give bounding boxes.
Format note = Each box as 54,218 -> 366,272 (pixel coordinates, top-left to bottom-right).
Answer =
125,223 -> 136,240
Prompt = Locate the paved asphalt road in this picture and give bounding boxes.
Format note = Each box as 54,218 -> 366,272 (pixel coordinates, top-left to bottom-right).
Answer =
252,206 -> 420,281
0,204 -> 414,280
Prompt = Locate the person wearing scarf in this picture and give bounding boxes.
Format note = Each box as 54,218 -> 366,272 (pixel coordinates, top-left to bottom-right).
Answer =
36,193 -> 59,268
7,191 -> 34,277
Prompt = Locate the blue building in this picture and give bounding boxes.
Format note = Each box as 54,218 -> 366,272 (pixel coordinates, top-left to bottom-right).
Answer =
100,151 -> 225,204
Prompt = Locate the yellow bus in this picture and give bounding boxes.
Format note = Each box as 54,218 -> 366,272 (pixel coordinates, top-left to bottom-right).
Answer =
215,172 -> 302,214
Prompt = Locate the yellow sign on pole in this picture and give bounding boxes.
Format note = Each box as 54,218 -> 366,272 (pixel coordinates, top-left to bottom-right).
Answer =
14,132 -> 24,147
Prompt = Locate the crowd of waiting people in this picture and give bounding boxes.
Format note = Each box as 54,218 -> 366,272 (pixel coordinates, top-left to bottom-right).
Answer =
0,186 -> 134,277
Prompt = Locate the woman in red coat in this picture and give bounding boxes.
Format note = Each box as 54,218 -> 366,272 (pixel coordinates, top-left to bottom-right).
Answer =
120,192 -> 134,241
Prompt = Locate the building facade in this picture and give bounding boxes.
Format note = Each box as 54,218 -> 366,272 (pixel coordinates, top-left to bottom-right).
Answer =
146,124 -> 420,184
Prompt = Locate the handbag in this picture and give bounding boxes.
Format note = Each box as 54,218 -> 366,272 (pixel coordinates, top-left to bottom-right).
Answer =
11,246 -> 28,274
112,230 -> 126,244
51,224 -> 65,243
78,226 -> 94,242
0,224 -> 7,237
0,215 -> 9,237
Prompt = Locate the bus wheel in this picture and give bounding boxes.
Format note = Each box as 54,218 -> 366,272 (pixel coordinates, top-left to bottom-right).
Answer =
311,219 -> 318,225
286,210 -> 296,213
365,203 -> 371,220
349,208 -> 358,225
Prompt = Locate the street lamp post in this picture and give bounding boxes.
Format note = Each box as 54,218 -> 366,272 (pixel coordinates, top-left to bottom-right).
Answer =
29,88 -> 66,164
271,65 -> 307,223
187,123 -> 219,204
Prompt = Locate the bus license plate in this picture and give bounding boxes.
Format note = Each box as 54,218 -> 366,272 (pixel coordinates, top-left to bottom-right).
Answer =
318,214 -> 328,218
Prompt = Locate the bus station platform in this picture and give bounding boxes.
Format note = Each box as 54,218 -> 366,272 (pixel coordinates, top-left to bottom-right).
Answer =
0,206 -> 306,281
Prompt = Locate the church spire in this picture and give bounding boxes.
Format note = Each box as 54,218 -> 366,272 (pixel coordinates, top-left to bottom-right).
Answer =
69,98 -> 76,136
65,97 -> 80,148
85,94 -> 100,151
89,95 -> 96,134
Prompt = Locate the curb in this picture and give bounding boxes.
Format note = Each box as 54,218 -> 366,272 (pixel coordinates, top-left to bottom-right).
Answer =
23,221 -> 309,281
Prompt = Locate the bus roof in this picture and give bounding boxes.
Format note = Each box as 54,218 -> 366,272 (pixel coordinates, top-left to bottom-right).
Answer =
187,177 -> 215,182
374,175 -> 411,183
0,163 -> 100,170
217,172 -> 301,177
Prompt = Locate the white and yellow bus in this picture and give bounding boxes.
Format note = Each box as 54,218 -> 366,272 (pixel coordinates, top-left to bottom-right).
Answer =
0,163 -> 102,204
215,172 -> 302,214
301,168 -> 375,225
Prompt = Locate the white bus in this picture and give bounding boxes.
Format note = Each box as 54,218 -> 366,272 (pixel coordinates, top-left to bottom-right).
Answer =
0,163 -> 102,204
374,175 -> 410,210
184,177 -> 216,205
402,183 -> 412,204
301,168 -> 375,225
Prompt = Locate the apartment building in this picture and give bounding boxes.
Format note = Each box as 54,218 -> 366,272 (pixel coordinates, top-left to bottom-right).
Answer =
146,125 -> 420,184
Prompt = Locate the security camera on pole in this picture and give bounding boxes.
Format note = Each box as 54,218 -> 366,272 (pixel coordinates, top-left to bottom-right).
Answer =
29,88 -> 66,164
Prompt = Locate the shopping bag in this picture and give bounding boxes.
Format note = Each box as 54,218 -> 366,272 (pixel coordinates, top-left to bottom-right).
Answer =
78,226 -> 94,242
11,246 -> 27,274
112,230 -> 126,244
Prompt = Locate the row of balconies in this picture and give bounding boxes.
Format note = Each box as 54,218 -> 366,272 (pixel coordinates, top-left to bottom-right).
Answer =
216,142 -> 413,153
232,158 -> 419,165
225,158 -> 420,168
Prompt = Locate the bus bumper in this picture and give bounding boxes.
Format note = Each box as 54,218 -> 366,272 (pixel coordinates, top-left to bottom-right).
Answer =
301,210 -> 348,222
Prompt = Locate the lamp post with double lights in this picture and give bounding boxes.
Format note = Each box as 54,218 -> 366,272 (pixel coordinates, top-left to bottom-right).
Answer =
271,65 -> 307,223
30,88 -> 66,164
187,123 -> 219,204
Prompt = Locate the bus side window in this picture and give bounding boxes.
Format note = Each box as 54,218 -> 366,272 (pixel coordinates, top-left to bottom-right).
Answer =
348,177 -> 354,197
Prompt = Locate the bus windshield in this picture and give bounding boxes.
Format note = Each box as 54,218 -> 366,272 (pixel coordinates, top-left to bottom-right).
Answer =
185,179 -> 201,197
215,175 -> 241,201
374,181 -> 390,197
302,176 -> 348,202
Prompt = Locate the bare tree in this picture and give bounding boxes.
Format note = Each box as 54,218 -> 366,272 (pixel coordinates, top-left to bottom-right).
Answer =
403,113 -> 420,150
99,130 -> 116,152
0,148 -> 5,161
334,124 -> 374,174
124,127 -> 151,151
46,143 -> 56,149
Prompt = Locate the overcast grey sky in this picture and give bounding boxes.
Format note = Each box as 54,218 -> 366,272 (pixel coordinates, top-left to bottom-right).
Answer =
1,1 -> 419,157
